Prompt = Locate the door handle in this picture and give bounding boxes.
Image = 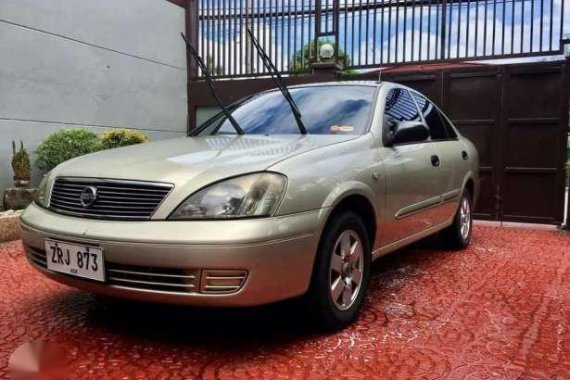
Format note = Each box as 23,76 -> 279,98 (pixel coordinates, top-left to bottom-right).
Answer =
462,151 -> 469,160
431,155 -> 440,167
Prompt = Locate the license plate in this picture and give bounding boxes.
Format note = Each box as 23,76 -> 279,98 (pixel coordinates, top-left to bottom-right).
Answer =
45,239 -> 105,282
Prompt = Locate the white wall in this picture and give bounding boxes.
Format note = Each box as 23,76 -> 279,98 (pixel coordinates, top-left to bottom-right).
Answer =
0,0 -> 187,192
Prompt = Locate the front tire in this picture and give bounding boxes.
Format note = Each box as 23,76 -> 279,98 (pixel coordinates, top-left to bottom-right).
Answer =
441,189 -> 473,249
307,211 -> 371,331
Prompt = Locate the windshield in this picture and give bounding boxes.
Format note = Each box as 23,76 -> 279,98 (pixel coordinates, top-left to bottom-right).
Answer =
195,85 -> 377,136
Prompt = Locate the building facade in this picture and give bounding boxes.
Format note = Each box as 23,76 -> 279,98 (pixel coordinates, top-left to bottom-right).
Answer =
0,0 -> 187,191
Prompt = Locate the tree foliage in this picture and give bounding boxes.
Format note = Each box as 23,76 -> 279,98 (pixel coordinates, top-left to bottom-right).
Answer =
289,40 -> 352,73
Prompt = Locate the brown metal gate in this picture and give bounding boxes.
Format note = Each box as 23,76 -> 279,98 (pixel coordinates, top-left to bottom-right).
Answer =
189,0 -> 569,78
381,61 -> 569,224
188,60 -> 569,224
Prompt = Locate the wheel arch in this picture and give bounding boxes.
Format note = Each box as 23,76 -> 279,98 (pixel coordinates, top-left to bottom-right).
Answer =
318,185 -> 378,251
461,171 -> 478,207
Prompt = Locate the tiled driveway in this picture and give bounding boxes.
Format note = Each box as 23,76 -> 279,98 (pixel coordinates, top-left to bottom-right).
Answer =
1,226 -> 569,379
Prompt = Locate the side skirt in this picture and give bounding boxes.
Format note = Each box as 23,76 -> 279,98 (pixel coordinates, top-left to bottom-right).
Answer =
372,218 -> 454,260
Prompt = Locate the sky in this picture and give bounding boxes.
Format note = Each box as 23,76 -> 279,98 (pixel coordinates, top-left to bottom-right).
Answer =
196,0 -> 570,76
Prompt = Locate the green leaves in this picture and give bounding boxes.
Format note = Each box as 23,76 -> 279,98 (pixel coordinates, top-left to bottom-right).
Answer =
100,128 -> 149,150
35,128 -> 150,172
289,40 -> 352,73
35,129 -> 101,172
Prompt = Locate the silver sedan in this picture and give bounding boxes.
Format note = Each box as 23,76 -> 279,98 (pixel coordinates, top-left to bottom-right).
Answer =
21,81 -> 479,330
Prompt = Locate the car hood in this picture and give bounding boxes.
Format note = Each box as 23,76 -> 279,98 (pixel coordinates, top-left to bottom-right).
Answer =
53,134 -> 357,188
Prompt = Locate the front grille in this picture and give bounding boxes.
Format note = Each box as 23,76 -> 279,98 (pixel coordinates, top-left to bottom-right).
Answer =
49,178 -> 173,220
24,246 -> 247,295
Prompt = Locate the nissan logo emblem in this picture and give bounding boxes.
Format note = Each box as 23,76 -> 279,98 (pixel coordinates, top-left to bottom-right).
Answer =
80,186 -> 98,208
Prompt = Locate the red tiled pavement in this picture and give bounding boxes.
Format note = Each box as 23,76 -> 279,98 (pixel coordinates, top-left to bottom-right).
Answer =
1,226 -> 569,379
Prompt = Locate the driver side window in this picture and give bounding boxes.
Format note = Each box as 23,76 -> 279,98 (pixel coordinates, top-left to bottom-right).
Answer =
411,93 -> 448,141
383,88 -> 422,140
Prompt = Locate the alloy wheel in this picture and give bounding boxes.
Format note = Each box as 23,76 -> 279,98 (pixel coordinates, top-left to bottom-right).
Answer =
329,230 -> 364,311
459,197 -> 471,240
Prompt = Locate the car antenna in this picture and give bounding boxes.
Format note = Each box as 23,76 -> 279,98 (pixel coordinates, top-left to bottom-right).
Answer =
246,29 -> 307,135
180,33 -> 244,135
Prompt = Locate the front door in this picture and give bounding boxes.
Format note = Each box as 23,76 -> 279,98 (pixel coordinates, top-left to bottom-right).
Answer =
411,91 -> 464,223
380,88 -> 444,245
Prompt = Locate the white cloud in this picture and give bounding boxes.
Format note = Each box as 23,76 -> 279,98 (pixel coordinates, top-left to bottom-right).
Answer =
355,0 -> 567,65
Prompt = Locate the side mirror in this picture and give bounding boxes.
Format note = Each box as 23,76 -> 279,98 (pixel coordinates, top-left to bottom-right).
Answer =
386,121 -> 430,146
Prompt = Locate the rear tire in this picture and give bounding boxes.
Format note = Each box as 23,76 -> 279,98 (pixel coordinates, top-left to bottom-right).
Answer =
441,189 -> 473,249
306,211 -> 371,331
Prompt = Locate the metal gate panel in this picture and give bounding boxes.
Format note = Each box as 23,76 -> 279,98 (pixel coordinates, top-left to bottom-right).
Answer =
500,63 -> 568,224
193,0 -> 569,78
443,68 -> 502,220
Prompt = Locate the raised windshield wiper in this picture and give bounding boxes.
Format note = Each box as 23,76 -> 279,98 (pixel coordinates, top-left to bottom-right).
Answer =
246,29 -> 307,135
181,33 -> 244,135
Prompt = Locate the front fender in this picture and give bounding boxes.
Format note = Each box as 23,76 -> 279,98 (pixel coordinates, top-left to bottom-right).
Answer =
320,180 -> 377,210
316,180 -> 379,238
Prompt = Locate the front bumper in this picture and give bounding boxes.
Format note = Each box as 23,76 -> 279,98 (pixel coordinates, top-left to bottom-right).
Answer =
20,203 -> 324,306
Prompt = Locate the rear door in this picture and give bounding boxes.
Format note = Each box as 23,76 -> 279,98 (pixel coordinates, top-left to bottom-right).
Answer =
381,87 -> 443,245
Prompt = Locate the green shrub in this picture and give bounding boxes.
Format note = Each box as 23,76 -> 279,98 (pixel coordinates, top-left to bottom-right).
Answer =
100,128 -> 149,150
35,129 -> 101,171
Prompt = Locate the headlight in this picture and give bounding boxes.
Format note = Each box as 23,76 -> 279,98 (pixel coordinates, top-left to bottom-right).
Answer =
169,173 -> 287,220
34,173 -> 51,208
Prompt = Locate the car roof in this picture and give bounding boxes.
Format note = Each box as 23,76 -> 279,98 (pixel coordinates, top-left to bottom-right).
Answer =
287,81 -> 382,89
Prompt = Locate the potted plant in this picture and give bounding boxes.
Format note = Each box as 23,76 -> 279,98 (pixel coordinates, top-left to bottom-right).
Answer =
11,141 -> 31,188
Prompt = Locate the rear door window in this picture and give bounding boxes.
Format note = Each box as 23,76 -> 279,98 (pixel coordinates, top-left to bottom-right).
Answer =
439,111 -> 458,139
